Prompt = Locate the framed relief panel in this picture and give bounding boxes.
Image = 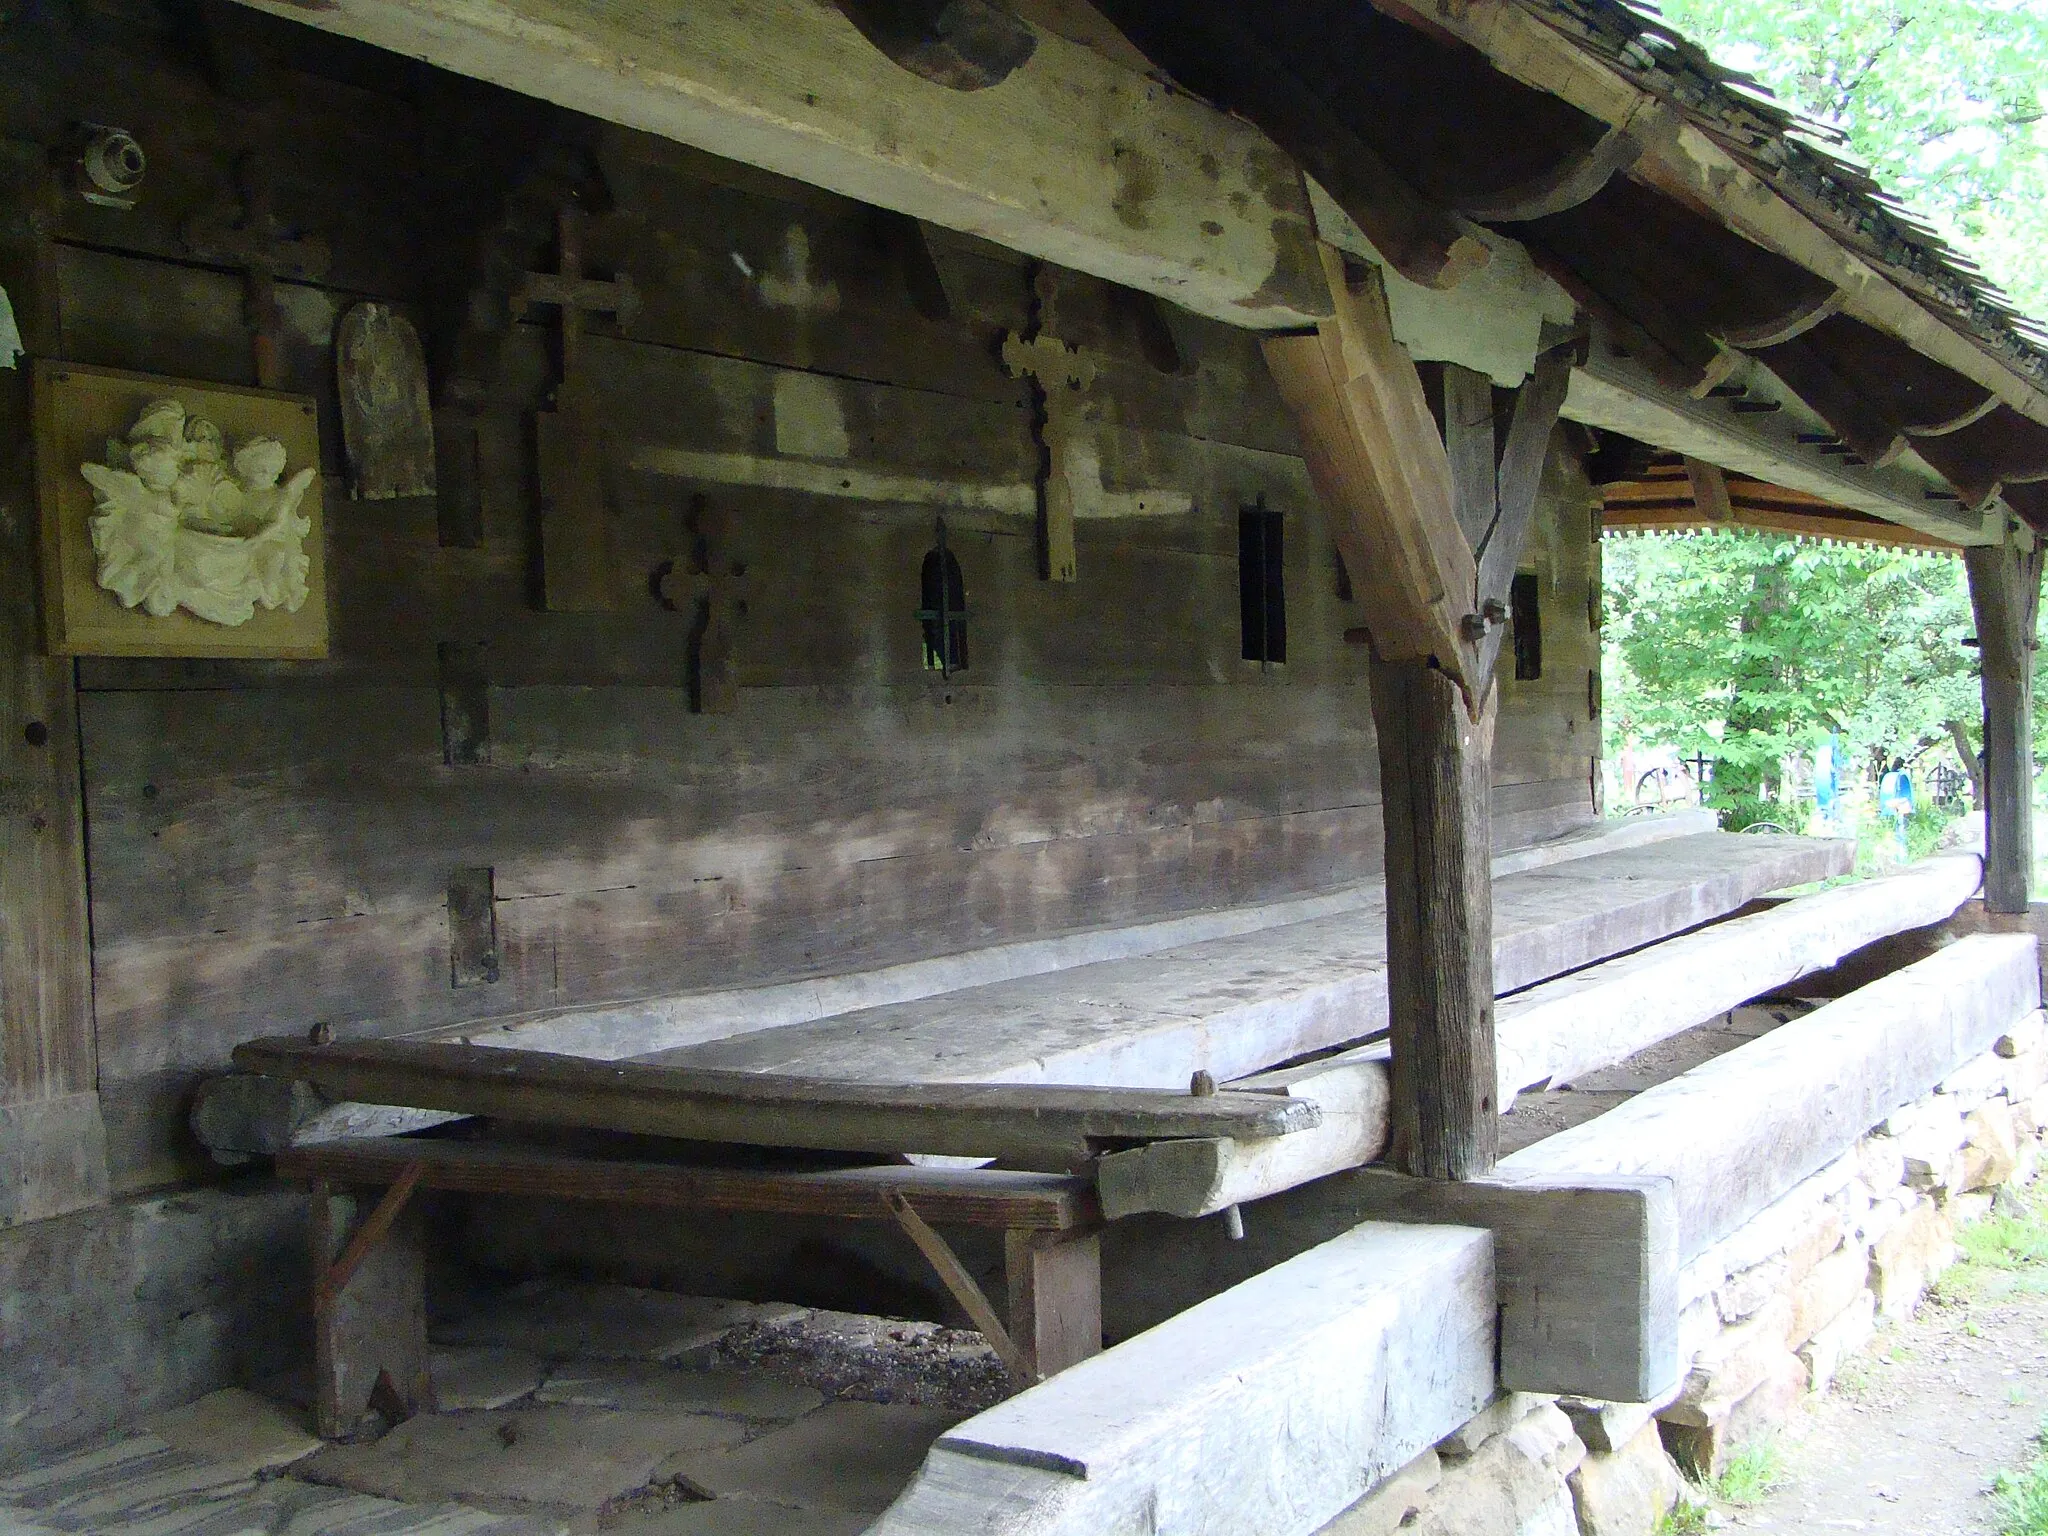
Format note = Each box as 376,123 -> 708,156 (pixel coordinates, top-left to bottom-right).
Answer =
34,360 -> 329,658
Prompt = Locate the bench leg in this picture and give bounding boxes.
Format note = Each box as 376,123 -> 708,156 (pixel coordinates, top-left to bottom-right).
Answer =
311,1178 -> 435,1437
1005,1229 -> 1102,1379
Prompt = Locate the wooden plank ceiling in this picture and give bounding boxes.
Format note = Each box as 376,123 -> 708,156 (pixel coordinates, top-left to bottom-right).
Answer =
1598,455 -> 1955,552
1086,0 -> 2048,534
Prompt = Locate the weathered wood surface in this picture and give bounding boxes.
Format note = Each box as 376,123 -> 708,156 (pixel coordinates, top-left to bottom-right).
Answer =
1965,538 -> 2043,913
1504,934 -> 2041,1261
871,1223 -> 1494,1536
1262,255 -> 1476,688
336,302 -> 435,501
1371,659 -> 1498,1178
234,1036 -> 1322,1164
1494,850 -> 1986,1100
24,20 -> 1606,1193
658,833 -> 1848,1093
1006,1229 -> 1103,1379
312,1180 -> 434,1438
1102,846 -> 1938,1220
279,1134 -> 1098,1229
194,818 -> 1707,1160
227,0 -> 1332,329
1105,1165 -> 1675,1403
0,148 -> 108,1226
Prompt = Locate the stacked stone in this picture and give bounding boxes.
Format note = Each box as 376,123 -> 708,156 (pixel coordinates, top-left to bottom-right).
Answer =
1314,1006 -> 2048,1536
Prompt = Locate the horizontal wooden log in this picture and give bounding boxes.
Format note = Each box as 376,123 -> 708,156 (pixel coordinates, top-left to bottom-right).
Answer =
231,1037 -> 1321,1165
873,1223 -> 1494,1535
1106,847 -> 1952,1219
1495,851 -> 1986,1100
227,0 -> 1330,329
279,1134 -> 1097,1229
1503,934 -> 2041,1261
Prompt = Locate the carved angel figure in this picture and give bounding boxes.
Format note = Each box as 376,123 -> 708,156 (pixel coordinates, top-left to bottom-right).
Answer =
80,398 -> 315,627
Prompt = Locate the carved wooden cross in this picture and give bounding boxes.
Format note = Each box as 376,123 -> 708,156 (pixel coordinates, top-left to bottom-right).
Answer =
1002,329 -> 1096,583
183,152 -> 329,390
521,205 -> 639,612
1001,269 -> 1190,582
654,496 -> 744,713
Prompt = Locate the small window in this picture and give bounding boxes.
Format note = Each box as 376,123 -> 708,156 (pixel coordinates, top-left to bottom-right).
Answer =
1511,570 -> 1542,681
917,521 -> 968,676
1239,503 -> 1286,666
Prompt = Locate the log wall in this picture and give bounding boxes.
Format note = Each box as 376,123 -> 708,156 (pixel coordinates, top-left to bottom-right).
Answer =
0,7 -> 1602,1194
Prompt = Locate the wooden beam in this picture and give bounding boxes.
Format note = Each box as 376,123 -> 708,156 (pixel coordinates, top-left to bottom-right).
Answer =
1475,339 -> 1575,682
227,0 -> 1330,329
1005,1228 -> 1103,1379
1602,500 -> 1957,552
1965,533 -> 2044,913
1262,247 -> 1478,695
888,1190 -> 1034,1382
1367,0 -> 2048,432
278,1134 -> 1100,1229
1102,837 -> 1927,1221
1682,457 -> 1732,523
1086,0 -> 1487,291
1494,851 -> 1986,1101
311,1178 -> 435,1437
0,155 -> 107,1229
1504,934 -> 2039,1262
1716,289 -> 1844,351
1455,123 -> 1642,223
1445,362 -> 1499,550
876,1224 -> 1495,1536
232,1036 -> 1321,1165
1370,662 -> 1498,1179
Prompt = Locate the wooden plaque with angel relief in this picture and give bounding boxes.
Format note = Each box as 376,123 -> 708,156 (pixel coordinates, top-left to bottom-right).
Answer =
34,362 -> 328,657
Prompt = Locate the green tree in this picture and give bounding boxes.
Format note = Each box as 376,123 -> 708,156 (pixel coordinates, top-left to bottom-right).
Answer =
1603,532 -> 1982,824
1652,0 -> 2048,316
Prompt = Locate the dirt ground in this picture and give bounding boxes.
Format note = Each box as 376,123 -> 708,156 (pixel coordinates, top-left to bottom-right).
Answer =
1712,1261 -> 2048,1532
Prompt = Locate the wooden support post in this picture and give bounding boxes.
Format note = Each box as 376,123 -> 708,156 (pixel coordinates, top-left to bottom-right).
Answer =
0,145 -> 108,1227
1370,661 -> 1499,1179
1966,532 -> 2044,914
1004,1228 -> 1102,1379
1265,247 -> 1570,1183
310,1176 -> 435,1437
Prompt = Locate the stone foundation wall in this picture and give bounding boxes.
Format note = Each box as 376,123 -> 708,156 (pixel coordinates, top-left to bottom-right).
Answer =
0,1178 -> 305,1470
1315,1007 -> 2048,1536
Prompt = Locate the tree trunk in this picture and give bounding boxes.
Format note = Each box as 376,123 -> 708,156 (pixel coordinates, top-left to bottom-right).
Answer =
1945,718 -> 1985,810
1370,659 -> 1498,1179
1964,538 -> 2043,914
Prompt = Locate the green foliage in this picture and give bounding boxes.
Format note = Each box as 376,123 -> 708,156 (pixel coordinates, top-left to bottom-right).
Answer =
1604,531 -> 1981,824
1994,1425 -> 2048,1536
1656,1498 -> 1713,1535
1706,1441 -> 1786,1505
1652,0 -> 2048,318
1941,1177 -> 2048,1301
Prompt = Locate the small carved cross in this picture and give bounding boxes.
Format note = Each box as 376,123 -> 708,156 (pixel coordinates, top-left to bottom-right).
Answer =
523,205 -> 639,612
1002,269 -> 1191,581
655,496 -> 745,713
1002,327 -> 1099,584
183,152 -> 329,390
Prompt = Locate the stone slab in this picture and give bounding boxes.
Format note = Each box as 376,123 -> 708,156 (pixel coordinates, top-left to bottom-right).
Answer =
143,1386 -> 322,1475
659,1403 -> 964,1515
534,1361 -> 823,1421
873,1223 -> 1495,1536
610,1497 -> 884,1535
300,1405 -> 746,1514
432,1346 -> 547,1412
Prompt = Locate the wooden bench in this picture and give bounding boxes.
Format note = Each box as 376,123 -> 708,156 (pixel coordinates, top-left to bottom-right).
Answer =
279,1134 -> 1103,1437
